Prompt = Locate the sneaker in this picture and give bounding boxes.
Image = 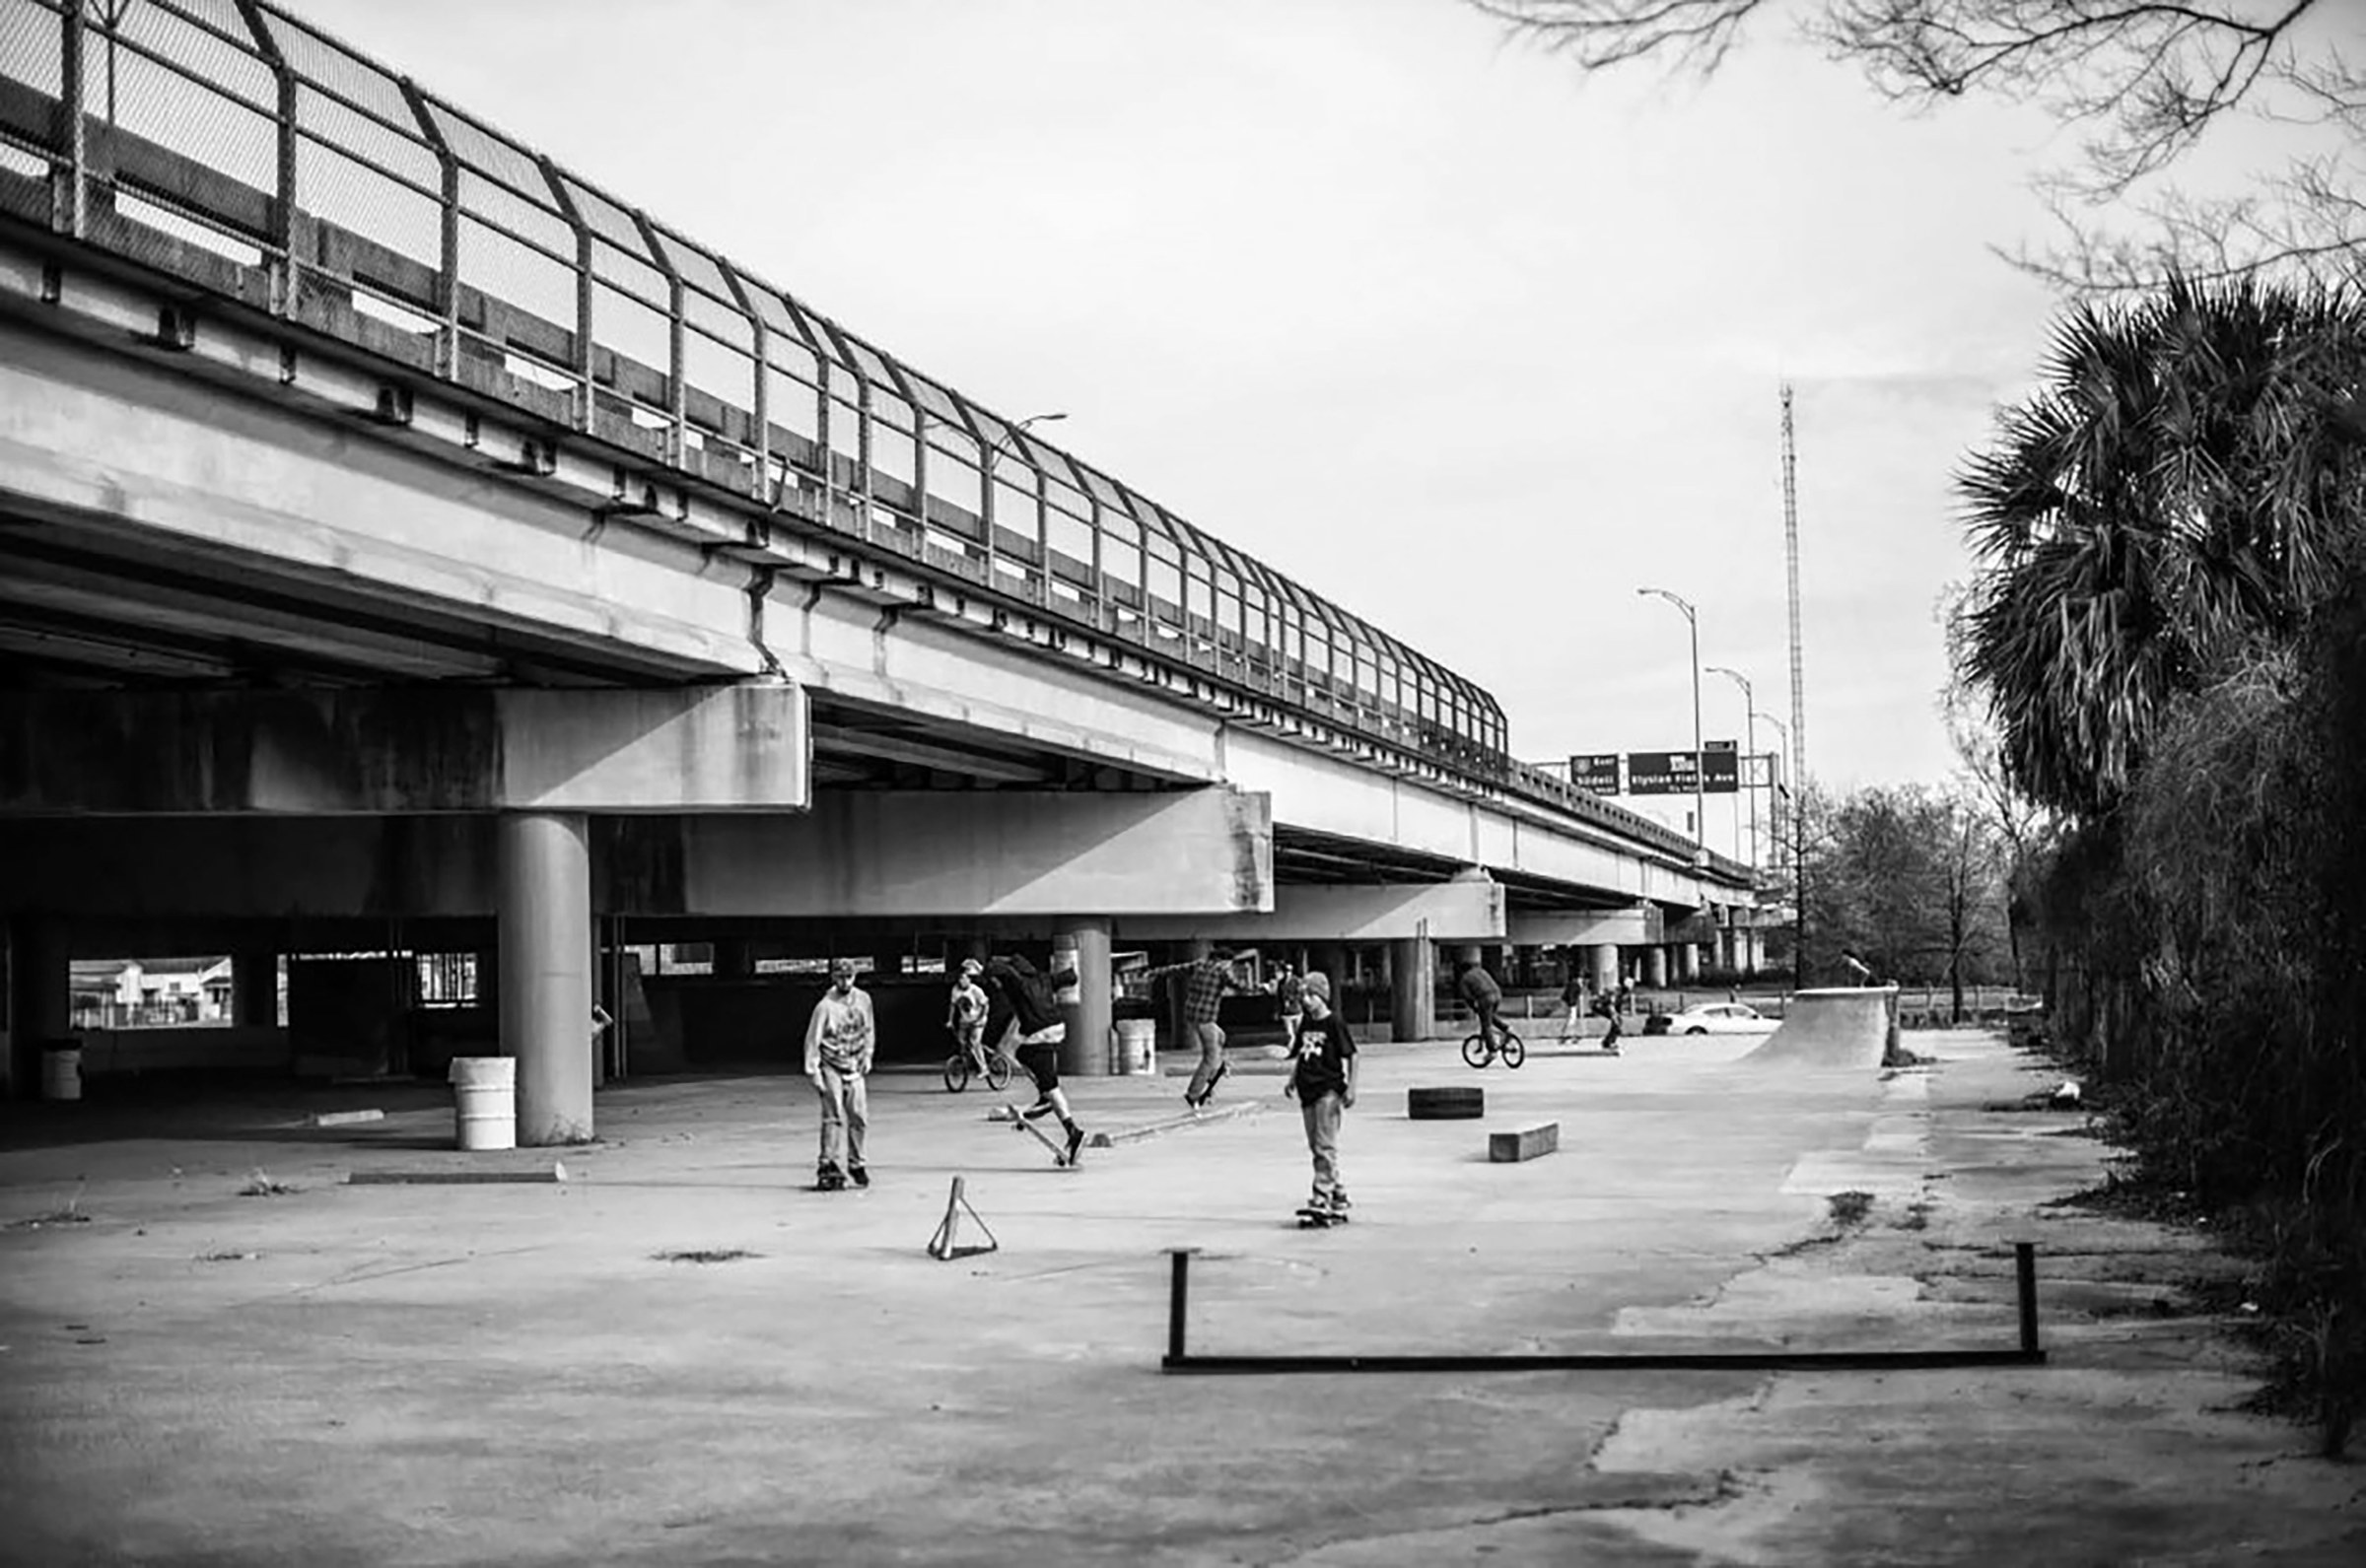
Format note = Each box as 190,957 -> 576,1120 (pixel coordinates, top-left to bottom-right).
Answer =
1328,1190 -> 1352,1210
849,1165 -> 870,1189
1063,1125 -> 1085,1166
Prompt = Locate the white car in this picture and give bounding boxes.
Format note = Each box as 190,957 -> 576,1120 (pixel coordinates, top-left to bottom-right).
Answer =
1661,1001 -> 1777,1036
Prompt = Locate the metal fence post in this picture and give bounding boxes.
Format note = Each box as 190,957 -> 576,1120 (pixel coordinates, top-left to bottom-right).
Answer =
55,0 -> 87,239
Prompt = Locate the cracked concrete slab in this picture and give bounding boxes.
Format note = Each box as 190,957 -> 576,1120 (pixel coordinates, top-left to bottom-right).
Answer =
1,1029 -> 2358,1565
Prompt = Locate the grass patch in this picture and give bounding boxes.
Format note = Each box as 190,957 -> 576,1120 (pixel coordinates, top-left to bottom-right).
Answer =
1826,1190 -> 1875,1227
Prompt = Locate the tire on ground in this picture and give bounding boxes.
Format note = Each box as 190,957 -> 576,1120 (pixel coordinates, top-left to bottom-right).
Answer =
1407,1085 -> 1485,1121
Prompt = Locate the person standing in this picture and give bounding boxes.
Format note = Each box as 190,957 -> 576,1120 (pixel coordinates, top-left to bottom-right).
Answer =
1559,970 -> 1589,1043
1454,956 -> 1505,1056
946,957 -> 992,1082
803,957 -> 874,1190
1285,971 -> 1357,1218
1273,962 -> 1306,1055
1134,948 -> 1247,1110
981,953 -> 1089,1167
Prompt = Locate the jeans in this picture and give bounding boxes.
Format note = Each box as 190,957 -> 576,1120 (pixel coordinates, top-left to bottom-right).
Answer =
1185,1020 -> 1227,1100
1300,1089 -> 1344,1199
814,1063 -> 868,1172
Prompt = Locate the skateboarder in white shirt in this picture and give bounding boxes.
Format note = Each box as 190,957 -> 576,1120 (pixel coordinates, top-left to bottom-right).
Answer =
804,958 -> 874,1190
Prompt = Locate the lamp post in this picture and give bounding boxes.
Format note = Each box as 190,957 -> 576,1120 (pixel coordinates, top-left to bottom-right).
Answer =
1636,587 -> 1704,860
1752,710 -> 1788,872
1753,709 -> 1795,985
1705,665 -> 1754,868
984,410 -> 1067,473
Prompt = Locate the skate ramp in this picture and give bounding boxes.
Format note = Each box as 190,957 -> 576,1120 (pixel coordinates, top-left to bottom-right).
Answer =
1740,988 -> 1894,1069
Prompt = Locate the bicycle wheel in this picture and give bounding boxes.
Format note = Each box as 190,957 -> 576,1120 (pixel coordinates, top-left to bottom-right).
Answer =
1499,1031 -> 1526,1069
941,1053 -> 971,1093
985,1053 -> 1013,1092
1460,1033 -> 1492,1069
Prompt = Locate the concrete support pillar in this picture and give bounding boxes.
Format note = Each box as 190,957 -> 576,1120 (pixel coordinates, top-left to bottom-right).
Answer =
6,919 -> 72,1098
871,950 -> 904,980
1588,943 -> 1620,994
711,939 -> 753,979
1054,917 -> 1112,1077
1675,943 -> 1696,983
234,951 -> 279,1028
474,947 -> 500,1015
498,811 -> 594,1146
1389,936 -> 1434,1044
1316,944 -> 1350,991
1645,947 -> 1669,989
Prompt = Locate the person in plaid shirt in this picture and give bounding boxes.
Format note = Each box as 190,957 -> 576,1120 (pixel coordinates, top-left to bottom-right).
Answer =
1134,948 -> 1247,1110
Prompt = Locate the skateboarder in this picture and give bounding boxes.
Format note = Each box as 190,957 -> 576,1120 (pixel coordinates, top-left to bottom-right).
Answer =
946,958 -> 993,1080
981,953 -> 1088,1168
1132,948 -> 1248,1110
803,957 -> 874,1190
1286,970 -> 1357,1224
1592,988 -> 1624,1053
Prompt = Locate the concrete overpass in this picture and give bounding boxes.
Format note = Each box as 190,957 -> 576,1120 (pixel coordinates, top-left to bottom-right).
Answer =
0,0 -> 1763,1139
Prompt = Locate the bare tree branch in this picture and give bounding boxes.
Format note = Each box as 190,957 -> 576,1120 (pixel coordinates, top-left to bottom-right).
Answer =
1472,0 -> 2361,292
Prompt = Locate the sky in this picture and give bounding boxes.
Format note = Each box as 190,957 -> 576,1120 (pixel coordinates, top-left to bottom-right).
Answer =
283,0 -> 2140,850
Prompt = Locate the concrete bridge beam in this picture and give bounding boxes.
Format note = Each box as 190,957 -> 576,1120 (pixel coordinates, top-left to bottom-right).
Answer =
1116,875 -> 1500,946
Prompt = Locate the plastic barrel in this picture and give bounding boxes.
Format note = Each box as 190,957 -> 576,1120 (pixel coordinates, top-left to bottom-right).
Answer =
1115,1018 -> 1157,1076
448,1056 -> 517,1151
40,1046 -> 81,1102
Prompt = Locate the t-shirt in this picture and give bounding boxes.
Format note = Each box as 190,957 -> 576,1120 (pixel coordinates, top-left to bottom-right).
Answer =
1290,1010 -> 1357,1098
948,979 -> 987,1031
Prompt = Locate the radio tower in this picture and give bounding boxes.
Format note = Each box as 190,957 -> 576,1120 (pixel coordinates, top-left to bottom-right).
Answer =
1780,383 -> 1807,989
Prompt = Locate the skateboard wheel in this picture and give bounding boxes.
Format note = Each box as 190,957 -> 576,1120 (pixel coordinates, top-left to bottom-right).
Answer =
1407,1085 -> 1484,1121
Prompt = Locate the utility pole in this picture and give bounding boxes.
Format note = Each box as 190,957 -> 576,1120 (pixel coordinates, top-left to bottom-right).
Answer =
1780,383 -> 1807,989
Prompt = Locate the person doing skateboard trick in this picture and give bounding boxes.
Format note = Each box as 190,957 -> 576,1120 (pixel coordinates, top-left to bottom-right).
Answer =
1133,947 -> 1248,1110
981,952 -> 1089,1168
1286,970 -> 1357,1226
803,957 -> 874,1190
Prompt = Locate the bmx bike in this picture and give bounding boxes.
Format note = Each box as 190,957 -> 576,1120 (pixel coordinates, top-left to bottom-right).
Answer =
942,1044 -> 1013,1094
1461,1024 -> 1526,1070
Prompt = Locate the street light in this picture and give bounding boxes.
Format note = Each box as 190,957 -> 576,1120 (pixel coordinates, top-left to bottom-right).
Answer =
1636,586 -> 1705,859
1705,665 -> 1754,868
984,410 -> 1067,473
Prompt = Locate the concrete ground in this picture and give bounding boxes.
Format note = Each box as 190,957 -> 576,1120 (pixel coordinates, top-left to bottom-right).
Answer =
1,1029 -> 2357,1567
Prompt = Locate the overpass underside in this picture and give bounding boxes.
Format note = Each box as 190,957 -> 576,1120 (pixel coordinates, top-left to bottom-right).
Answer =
0,47 -> 1762,1139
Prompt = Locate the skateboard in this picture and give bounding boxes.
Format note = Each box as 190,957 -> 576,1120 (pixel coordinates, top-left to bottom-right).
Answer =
1294,1204 -> 1349,1228
1005,1104 -> 1080,1169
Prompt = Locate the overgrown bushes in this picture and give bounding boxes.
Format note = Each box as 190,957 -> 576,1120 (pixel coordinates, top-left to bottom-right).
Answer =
1962,274 -> 2366,1456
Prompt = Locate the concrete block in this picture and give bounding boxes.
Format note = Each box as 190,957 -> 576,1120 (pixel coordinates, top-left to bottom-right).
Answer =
1489,1123 -> 1560,1163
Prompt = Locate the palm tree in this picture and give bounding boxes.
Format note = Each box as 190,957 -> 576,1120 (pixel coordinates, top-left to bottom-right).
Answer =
1958,275 -> 2366,820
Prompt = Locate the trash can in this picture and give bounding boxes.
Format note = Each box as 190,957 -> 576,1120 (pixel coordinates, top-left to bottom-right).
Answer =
448,1056 -> 517,1151
1115,1018 -> 1157,1076
40,1041 -> 82,1103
